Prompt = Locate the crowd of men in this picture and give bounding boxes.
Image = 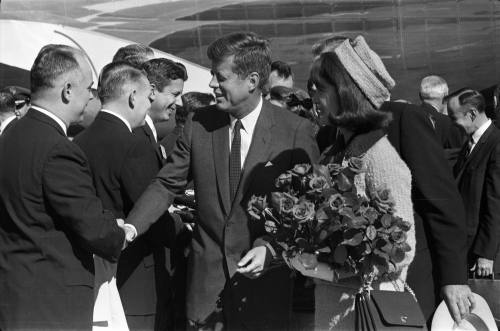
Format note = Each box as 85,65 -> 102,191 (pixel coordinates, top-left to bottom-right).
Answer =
0,32 -> 498,331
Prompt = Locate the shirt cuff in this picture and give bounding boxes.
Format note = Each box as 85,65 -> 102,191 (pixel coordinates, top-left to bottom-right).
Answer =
123,223 -> 138,242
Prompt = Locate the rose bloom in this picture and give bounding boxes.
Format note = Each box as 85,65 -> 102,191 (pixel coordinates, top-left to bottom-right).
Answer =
371,188 -> 394,214
271,192 -> 297,215
308,174 -> 329,193
292,200 -> 315,223
390,230 -> 407,244
247,195 -> 268,219
347,156 -> 366,174
275,171 -> 292,188
328,193 -> 344,212
292,163 -> 311,176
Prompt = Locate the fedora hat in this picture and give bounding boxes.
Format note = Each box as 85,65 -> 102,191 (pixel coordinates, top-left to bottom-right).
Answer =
431,293 -> 498,331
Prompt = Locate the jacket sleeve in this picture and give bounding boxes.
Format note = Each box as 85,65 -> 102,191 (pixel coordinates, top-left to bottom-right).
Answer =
472,142 -> 500,259
127,114 -> 193,236
399,106 -> 468,285
42,141 -> 124,262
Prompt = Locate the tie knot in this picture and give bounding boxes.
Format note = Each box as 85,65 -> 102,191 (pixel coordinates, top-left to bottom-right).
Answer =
234,119 -> 243,131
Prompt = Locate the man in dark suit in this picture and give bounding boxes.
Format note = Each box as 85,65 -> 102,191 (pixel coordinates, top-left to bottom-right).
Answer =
0,91 -> 18,135
419,75 -> 465,150
137,58 -> 187,164
75,62 -> 179,330
0,45 -> 128,330
126,32 -> 319,331
449,89 -> 500,277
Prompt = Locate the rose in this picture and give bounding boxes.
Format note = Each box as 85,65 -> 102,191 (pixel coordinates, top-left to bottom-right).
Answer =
327,163 -> 344,176
390,230 -> 407,244
347,156 -> 366,174
308,174 -> 329,193
275,171 -> 292,188
291,163 -> 311,176
371,188 -> 395,214
264,220 -> 278,234
328,193 -> 344,212
292,200 -> 315,223
247,195 -> 268,220
271,192 -> 297,215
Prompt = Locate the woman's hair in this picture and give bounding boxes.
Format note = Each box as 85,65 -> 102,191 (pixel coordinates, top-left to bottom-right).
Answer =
310,52 -> 391,134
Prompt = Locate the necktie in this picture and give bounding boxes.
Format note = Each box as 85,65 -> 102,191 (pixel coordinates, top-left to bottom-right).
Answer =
229,119 -> 243,201
465,135 -> 475,157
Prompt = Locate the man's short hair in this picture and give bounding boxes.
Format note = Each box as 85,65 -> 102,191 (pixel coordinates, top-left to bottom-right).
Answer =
312,35 -> 350,57
269,85 -> 294,103
420,75 -> 448,101
207,32 -> 271,89
0,92 -> 16,114
30,44 -> 82,94
112,44 -> 154,68
448,88 -> 486,114
98,61 -> 148,104
141,58 -> 188,91
270,60 -> 292,79
177,92 -> 215,125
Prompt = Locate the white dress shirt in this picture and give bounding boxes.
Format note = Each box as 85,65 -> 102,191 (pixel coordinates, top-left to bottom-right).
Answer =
0,115 -> 17,135
470,119 -> 492,154
31,105 -> 67,135
100,109 -> 132,133
229,97 -> 263,169
144,114 -> 157,142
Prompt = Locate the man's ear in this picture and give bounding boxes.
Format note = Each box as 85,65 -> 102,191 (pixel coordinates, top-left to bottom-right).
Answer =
469,108 -> 478,122
150,83 -> 157,96
61,82 -> 72,104
247,72 -> 260,92
129,90 -> 136,109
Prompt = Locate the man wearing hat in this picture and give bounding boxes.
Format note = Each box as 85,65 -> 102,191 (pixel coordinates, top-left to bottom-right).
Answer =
1,85 -> 31,118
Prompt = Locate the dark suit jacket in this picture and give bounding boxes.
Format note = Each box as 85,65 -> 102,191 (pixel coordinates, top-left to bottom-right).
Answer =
74,112 -> 177,321
134,122 -> 165,165
381,101 -> 469,320
421,102 -> 465,149
127,101 -> 319,330
1,116 -> 18,135
453,122 -> 500,263
0,108 -> 124,330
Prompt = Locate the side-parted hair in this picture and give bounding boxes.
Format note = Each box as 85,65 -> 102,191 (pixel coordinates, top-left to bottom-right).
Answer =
448,88 -> 486,114
177,92 -> 215,125
207,32 -> 271,89
112,44 -> 154,68
98,61 -> 148,104
271,60 -> 292,79
30,44 -> 82,94
420,75 -> 448,101
310,52 -> 392,134
312,35 -> 350,57
141,58 -> 188,91
0,92 -> 16,114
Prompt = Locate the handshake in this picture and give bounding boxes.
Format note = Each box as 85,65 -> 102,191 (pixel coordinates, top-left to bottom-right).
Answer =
116,218 -> 137,249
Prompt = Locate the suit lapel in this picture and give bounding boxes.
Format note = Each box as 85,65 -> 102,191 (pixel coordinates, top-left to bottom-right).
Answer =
456,123 -> 494,182
213,113 -> 231,216
142,124 -> 164,164
231,103 -> 274,211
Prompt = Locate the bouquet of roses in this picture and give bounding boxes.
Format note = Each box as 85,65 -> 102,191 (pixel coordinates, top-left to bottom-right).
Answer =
247,158 -> 412,282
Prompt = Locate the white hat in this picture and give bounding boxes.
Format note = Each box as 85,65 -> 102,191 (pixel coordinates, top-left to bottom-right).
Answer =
431,293 -> 498,331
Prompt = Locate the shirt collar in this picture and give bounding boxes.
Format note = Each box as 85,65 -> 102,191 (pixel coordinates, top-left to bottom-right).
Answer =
472,119 -> 492,143
230,96 -> 263,133
100,109 -> 132,133
31,105 -> 67,135
144,114 -> 157,142
0,115 -> 17,134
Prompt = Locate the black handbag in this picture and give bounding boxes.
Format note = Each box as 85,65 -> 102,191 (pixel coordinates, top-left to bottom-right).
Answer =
355,289 -> 427,331
468,274 -> 500,327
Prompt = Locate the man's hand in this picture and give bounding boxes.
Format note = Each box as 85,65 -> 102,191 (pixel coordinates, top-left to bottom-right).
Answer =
474,257 -> 494,277
236,246 -> 269,279
116,219 -> 137,250
441,285 -> 475,325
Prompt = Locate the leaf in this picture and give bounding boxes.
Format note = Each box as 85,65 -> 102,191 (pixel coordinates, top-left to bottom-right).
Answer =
336,173 -> 353,192
318,230 -> 329,242
341,232 -> 364,246
315,208 -> 329,223
391,247 -> 405,263
366,225 -> 377,241
346,216 -> 369,229
380,214 -> 393,228
333,245 -> 348,264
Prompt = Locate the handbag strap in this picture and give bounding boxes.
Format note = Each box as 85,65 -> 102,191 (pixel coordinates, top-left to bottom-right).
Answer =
462,313 -> 489,331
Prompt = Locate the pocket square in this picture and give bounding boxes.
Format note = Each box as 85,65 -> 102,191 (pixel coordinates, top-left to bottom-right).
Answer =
265,161 -> 273,167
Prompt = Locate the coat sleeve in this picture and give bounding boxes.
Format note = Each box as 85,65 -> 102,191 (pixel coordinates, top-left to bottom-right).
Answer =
42,141 -> 124,262
399,107 -> 468,285
472,142 -> 500,260
126,114 -> 193,236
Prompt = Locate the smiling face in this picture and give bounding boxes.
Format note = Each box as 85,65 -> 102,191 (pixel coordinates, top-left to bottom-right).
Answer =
149,78 -> 184,122
209,55 -> 253,116
310,74 -> 340,126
